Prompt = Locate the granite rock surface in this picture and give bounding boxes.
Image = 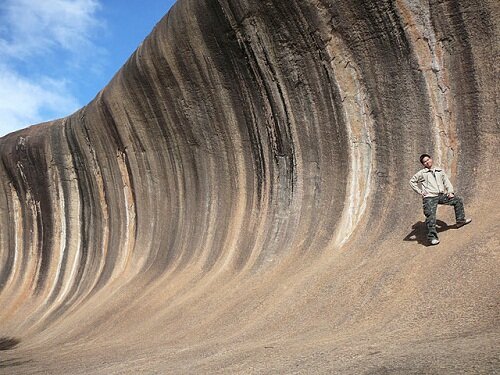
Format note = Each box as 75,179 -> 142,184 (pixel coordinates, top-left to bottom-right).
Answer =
0,0 -> 498,373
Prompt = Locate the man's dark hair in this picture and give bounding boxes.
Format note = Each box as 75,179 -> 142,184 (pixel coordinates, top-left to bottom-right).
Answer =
419,153 -> 431,164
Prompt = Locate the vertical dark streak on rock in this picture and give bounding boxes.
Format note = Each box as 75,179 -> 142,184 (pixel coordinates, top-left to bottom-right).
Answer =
223,1 -> 297,204
91,99 -> 127,291
216,0 -> 268,205
62,119 -> 87,297
247,33 -> 296,203
37,123 -> 78,321
63,118 -> 104,303
0,163 -> 15,293
429,0 -> 481,198
321,63 -> 349,170
44,129 -> 69,306
15,135 -> 55,297
0,155 -> 33,294
132,53 -> 186,272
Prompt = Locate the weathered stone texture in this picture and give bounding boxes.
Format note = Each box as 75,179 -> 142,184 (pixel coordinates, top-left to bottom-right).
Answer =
0,0 -> 498,373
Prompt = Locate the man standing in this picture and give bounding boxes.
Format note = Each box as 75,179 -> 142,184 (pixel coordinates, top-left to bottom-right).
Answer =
409,154 -> 471,245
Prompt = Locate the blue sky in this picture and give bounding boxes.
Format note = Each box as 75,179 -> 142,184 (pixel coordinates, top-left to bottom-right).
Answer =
0,0 -> 176,137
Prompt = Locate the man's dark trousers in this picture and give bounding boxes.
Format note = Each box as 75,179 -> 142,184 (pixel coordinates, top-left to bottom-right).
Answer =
423,194 -> 466,241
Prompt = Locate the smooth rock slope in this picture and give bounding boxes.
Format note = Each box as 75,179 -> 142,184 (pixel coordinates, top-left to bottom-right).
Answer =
0,0 -> 498,373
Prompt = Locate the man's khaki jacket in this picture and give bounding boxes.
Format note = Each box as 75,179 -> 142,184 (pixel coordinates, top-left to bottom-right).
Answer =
409,168 -> 454,197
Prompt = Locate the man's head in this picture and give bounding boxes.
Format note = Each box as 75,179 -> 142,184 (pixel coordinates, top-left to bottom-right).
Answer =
420,153 -> 433,169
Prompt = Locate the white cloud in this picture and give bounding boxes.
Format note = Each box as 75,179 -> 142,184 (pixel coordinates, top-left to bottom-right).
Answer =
0,65 -> 79,137
0,0 -> 103,59
0,0 -> 105,137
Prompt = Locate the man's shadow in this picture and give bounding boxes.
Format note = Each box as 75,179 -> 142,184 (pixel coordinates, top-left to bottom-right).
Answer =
403,220 -> 452,246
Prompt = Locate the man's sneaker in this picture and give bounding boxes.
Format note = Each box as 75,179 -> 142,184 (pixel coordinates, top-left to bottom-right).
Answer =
456,218 -> 472,228
430,238 -> 440,246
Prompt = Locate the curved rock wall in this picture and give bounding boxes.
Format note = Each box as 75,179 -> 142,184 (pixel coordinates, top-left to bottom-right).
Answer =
0,0 -> 498,372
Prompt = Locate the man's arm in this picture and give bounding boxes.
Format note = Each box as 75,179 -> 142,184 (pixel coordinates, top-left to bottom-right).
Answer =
409,171 -> 424,195
442,172 -> 454,195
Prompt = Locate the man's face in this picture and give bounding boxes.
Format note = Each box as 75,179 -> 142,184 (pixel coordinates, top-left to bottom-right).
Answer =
422,156 -> 433,169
